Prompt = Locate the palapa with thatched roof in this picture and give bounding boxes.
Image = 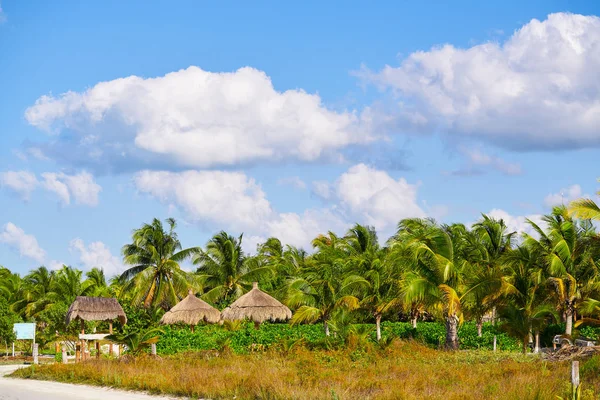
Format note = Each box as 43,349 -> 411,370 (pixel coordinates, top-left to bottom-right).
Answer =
66,296 -> 127,326
221,282 -> 292,328
160,289 -> 220,330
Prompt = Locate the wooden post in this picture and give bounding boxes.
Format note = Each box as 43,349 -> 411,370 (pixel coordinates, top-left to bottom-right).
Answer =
493,335 -> 497,352
109,321 -> 113,357
62,344 -> 67,364
96,341 -> 100,359
572,360 -> 580,400
75,343 -> 81,362
151,343 -> 157,356
33,343 -> 39,365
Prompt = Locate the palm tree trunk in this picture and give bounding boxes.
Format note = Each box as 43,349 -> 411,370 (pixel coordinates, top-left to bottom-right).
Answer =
411,317 -> 417,328
375,314 -> 382,341
565,302 -> 574,336
534,330 -> 540,353
476,317 -> 483,337
522,336 -> 528,354
445,314 -> 459,350
324,320 -> 330,336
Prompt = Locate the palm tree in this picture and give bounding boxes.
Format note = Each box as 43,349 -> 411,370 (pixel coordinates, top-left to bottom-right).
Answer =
288,232 -> 367,336
500,246 -> 557,353
83,267 -> 112,297
193,231 -> 272,305
393,218 -> 463,349
569,180 -> 600,220
523,207 -> 600,335
121,218 -> 198,309
462,216 -> 515,336
344,224 -> 397,341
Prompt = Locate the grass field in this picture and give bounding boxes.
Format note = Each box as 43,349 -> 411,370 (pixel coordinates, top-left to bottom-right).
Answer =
11,340 -> 600,400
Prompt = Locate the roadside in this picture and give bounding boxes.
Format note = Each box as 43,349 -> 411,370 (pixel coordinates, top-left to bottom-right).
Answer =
0,364 -> 185,400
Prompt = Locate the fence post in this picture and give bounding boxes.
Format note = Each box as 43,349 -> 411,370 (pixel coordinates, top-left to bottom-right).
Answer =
572,360 -> 580,400
12,342 -> 14,357
151,343 -> 157,356
33,343 -> 39,365
62,344 -> 67,364
493,335 -> 497,352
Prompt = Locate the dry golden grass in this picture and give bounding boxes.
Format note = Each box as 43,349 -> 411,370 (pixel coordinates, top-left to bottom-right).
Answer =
11,341 -> 600,399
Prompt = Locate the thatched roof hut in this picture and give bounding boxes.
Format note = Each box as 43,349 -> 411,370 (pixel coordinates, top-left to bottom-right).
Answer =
65,296 -> 127,326
221,282 -> 292,328
160,289 -> 220,327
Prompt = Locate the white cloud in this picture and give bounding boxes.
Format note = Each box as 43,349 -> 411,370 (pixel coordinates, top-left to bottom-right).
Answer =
362,13 -> 600,150
276,176 -> 307,190
48,260 -> 66,271
134,170 -> 273,231
465,148 -> 521,175
544,184 -> 584,208
25,66 -> 374,171
486,209 -> 545,237
0,171 -> 38,200
311,180 -> 332,200
0,223 -> 46,263
41,171 -> 101,206
135,164 -> 426,249
69,238 -> 124,276
333,164 -> 425,233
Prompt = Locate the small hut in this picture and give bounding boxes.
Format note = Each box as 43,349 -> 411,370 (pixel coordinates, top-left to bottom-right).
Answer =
65,296 -> 127,361
221,282 -> 292,329
160,289 -> 220,332
66,296 -> 127,326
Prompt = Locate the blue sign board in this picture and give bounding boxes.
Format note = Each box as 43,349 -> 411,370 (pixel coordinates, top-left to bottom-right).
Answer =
13,323 -> 36,340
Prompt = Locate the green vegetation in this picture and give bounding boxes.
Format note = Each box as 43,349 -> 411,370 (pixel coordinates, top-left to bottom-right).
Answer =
2,189 -> 600,357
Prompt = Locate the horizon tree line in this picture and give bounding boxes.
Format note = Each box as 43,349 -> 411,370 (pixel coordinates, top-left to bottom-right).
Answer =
2,187 -> 600,351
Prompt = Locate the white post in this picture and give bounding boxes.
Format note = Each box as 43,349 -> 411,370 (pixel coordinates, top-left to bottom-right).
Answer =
151,343 -> 157,356
33,343 -> 39,365
62,344 -> 67,364
493,335 -> 497,352
572,360 -> 580,397
12,342 -> 15,357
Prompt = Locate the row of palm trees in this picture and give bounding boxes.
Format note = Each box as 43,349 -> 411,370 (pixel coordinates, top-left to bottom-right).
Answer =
2,191 -> 600,351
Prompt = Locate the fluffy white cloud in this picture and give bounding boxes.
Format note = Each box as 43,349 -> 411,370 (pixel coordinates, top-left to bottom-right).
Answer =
276,176 -> 307,190
0,223 -> 46,263
69,238 -> 124,276
135,164 -> 425,249
134,170 -> 273,231
25,66 -> 373,171
363,13 -> 600,150
544,184 -> 584,208
0,171 -> 38,200
41,171 -> 101,206
486,209 -> 545,237
331,164 -> 425,233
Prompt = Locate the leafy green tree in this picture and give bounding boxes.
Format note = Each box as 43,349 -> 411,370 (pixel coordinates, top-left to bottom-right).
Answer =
393,218 -> 463,349
288,232 -> 367,336
121,218 -> 199,309
0,296 -> 17,351
194,231 -> 272,305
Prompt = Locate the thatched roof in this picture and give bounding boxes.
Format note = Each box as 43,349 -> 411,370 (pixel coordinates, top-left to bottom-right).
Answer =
160,289 -> 221,325
66,296 -> 127,325
221,282 -> 292,323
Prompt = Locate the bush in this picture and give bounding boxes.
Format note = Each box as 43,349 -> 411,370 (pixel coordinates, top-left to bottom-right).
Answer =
155,321 -> 521,355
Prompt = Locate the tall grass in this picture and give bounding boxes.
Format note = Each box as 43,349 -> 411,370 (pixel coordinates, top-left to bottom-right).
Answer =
12,340 -> 596,399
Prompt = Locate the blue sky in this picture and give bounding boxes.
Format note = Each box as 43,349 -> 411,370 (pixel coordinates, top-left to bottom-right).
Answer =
1,1 -> 599,276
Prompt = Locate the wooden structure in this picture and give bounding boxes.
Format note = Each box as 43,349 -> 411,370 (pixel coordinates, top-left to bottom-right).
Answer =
221,282 -> 292,329
65,296 -> 127,361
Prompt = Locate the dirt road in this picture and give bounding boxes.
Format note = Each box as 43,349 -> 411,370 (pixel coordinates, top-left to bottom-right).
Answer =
0,365 -> 183,400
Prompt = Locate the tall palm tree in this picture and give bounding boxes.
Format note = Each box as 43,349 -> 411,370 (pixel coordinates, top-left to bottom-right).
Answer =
194,231 -> 272,305
523,207 -> 600,335
288,232 -> 367,336
393,218 -> 463,349
569,180 -> 600,220
462,216 -> 515,336
344,224 -> 397,341
121,218 -> 198,309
